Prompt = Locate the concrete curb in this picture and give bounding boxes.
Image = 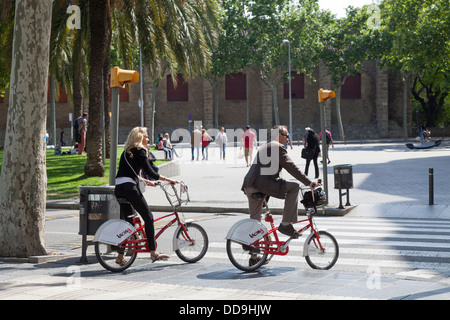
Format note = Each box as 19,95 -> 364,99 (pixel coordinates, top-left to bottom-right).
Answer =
46,200 -> 355,216
149,204 -> 355,216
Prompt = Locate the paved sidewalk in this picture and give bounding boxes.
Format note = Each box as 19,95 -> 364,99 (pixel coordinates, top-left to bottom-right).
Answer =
6,139 -> 447,301
47,139 -> 450,219
2,256 -> 450,301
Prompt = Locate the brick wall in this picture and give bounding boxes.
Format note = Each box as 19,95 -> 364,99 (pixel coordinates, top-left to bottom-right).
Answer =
0,61 -> 421,146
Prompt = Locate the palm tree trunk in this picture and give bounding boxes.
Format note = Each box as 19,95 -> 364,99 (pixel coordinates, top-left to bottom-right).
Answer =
72,55 -> 84,118
150,81 -> 157,144
0,0 -> 52,257
103,3 -> 112,159
85,0 -> 108,177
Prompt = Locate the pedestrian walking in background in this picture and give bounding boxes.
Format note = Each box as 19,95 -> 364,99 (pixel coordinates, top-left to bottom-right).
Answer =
201,128 -> 211,160
216,127 -> 228,160
240,125 -> 257,166
191,126 -> 202,160
319,128 -> 334,164
60,128 -> 65,146
77,113 -> 88,155
303,127 -> 320,179
285,132 -> 293,150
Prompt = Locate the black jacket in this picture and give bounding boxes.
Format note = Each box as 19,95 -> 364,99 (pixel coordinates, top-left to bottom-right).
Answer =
306,131 -> 320,157
116,148 -> 160,184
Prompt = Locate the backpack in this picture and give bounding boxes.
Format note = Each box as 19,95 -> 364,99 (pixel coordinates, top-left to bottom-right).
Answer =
325,132 -> 331,144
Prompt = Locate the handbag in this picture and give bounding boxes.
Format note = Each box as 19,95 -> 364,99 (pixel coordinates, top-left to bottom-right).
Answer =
301,187 -> 327,207
124,151 -> 147,193
301,147 -> 314,160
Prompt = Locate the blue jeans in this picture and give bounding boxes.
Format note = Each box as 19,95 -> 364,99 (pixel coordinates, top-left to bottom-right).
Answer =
202,145 -> 209,160
191,145 -> 200,160
220,143 -> 226,159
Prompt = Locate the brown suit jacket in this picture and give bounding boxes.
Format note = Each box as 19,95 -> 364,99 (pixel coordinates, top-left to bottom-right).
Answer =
242,141 -> 312,199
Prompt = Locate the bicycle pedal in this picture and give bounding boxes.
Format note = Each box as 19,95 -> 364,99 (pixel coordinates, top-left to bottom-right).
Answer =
242,244 -> 260,254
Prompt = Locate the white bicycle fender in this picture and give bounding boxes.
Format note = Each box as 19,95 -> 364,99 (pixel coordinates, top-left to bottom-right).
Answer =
225,219 -> 268,246
93,219 -> 136,246
302,229 -> 328,257
172,221 -> 194,251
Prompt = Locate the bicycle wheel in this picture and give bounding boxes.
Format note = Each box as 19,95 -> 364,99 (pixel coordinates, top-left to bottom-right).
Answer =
95,239 -> 137,273
304,231 -> 339,270
226,236 -> 269,272
175,223 -> 208,263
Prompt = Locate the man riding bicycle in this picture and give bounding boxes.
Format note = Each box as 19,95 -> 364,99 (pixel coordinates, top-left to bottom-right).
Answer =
241,125 -> 318,238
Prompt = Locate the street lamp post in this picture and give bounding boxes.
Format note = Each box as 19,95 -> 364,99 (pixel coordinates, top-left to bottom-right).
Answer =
282,39 -> 292,135
246,62 -> 251,126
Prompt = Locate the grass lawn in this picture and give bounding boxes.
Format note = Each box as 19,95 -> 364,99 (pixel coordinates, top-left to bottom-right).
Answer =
0,147 -> 163,199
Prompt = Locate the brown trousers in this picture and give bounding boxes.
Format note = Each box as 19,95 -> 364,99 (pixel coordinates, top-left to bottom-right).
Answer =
244,181 -> 300,222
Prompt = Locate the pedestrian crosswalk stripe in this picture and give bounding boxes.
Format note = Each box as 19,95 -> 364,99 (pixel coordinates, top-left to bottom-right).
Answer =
202,251 -> 450,272
320,231 -> 450,241
208,242 -> 450,258
327,238 -> 450,249
315,224 -> 450,233
313,217 -> 450,226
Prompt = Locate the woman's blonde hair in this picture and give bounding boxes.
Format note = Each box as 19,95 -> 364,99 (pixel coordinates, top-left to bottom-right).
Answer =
124,127 -> 148,157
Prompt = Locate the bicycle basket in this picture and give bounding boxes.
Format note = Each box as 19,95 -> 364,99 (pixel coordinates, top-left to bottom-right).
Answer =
161,181 -> 190,208
301,187 -> 326,207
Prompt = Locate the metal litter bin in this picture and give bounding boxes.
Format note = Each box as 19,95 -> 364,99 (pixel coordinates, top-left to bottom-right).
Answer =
79,185 -> 120,262
334,164 -> 353,208
334,164 -> 353,189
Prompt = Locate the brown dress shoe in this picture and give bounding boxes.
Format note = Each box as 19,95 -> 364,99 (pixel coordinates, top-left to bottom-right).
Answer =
277,224 -> 301,238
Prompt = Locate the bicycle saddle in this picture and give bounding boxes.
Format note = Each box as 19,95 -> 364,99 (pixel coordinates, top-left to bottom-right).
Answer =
251,192 -> 266,200
116,197 -> 130,205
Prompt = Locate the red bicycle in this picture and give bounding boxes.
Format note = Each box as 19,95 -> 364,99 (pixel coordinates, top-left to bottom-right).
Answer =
94,181 -> 208,272
226,186 -> 339,272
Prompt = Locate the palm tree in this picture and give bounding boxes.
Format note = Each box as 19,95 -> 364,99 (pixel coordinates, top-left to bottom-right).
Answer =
84,0 -> 222,176
84,0 -> 109,177
1,0 -> 222,179
127,0 -> 222,141
48,0 -> 90,143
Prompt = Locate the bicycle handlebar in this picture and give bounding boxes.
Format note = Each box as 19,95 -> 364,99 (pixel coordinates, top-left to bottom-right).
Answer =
156,180 -> 190,209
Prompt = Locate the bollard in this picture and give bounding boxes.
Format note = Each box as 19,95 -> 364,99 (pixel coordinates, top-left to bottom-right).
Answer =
429,168 -> 434,205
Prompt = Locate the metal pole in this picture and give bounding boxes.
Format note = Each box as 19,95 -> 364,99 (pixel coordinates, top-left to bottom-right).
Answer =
101,79 -> 105,165
282,39 -> 292,134
288,41 -> 292,135
139,48 -> 144,127
320,101 -> 329,204
109,87 -> 120,186
429,168 -> 434,205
